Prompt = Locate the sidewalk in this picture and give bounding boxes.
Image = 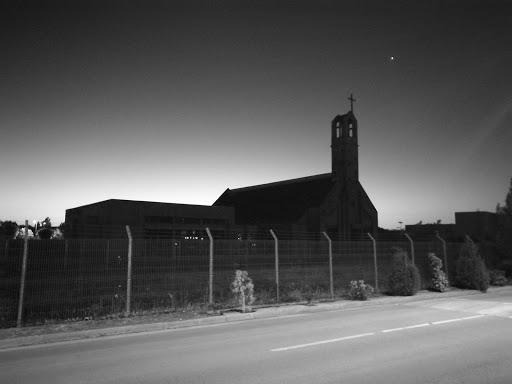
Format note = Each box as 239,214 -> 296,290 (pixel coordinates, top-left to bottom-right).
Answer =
1,287 -> 510,350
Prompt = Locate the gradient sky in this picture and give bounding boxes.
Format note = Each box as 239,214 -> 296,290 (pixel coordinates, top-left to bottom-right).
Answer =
1,0 -> 511,229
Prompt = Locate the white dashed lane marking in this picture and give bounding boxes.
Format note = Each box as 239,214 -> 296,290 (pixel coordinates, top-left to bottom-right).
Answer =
271,333 -> 375,352
382,323 -> 430,333
271,315 -> 487,352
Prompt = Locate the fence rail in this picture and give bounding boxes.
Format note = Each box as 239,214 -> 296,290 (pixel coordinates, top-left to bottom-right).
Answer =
0,227 -> 461,328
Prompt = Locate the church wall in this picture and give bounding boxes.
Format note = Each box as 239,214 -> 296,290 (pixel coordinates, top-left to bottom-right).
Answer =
317,184 -> 340,233
359,184 -> 378,235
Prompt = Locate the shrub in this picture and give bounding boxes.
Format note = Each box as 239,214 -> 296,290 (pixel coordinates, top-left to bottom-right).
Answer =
38,227 -> 53,240
285,288 -> 303,303
255,288 -> 274,304
489,269 -> 507,286
15,227 -> 34,239
387,247 -> 421,296
230,270 -> 255,313
427,253 -> 449,292
51,228 -> 64,240
456,239 -> 490,292
0,220 -> 18,239
348,280 -> 374,301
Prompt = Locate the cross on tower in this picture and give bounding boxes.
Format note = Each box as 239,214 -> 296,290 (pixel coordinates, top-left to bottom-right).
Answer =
348,93 -> 356,112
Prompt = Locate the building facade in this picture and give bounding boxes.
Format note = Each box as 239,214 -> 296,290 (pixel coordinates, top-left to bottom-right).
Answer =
213,109 -> 378,238
65,199 -> 235,238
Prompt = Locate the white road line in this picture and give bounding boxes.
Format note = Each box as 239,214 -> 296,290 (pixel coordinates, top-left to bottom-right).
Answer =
271,315 -> 488,352
383,323 -> 430,333
431,315 -> 485,325
404,323 -> 430,329
271,333 -> 374,352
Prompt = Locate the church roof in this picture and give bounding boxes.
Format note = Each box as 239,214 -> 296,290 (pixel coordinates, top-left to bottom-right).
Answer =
212,173 -> 335,225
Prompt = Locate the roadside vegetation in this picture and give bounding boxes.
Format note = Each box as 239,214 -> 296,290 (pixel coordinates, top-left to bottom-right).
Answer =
455,239 -> 490,293
427,253 -> 449,292
386,247 -> 421,296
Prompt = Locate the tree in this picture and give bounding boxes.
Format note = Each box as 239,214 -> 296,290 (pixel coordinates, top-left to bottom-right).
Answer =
41,217 -> 52,228
496,177 -> 512,216
37,217 -> 53,239
15,226 -> 35,239
0,220 -> 18,239
50,222 -> 66,240
456,239 -> 490,292
56,222 -> 66,239
387,247 -> 421,296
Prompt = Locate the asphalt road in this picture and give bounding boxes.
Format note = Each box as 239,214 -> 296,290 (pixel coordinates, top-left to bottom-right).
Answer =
1,290 -> 512,384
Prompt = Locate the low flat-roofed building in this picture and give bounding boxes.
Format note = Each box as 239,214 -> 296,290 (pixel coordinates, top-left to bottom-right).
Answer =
404,223 -> 458,241
455,211 -> 500,242
65,199 -> 235,238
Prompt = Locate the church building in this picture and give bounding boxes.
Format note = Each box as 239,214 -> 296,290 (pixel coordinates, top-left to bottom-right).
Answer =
65,97 -> 378,239
213,96 -> 378,238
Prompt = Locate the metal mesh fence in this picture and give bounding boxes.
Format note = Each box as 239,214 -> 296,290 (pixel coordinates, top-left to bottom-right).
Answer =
0,228 -> 464,328
213,239 -> 276,305
332,240 -> 375,292
22,239 -> 128,323
131,238 -> 211,312
0,239 -> 24,328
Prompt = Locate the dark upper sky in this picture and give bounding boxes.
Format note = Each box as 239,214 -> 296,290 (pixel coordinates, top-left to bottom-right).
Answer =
1,0 -> 511,229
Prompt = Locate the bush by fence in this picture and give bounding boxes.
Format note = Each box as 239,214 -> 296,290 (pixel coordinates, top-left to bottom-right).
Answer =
455,239 -> 490,292
386,247 -> 421,296
427,253 -> 449,292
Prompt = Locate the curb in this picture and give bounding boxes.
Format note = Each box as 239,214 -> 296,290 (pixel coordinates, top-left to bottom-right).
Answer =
1,287 -> 510,350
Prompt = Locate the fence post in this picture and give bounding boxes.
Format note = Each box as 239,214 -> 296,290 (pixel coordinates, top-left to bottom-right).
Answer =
270,229 -> 279,303
17,220 -> 29,328
435,231 -> 449,282
367,233 -> 378,293
205,227 -> 214,305
404,232 -> 415,265
125,225 -> 132,316
322,232 -> 334,299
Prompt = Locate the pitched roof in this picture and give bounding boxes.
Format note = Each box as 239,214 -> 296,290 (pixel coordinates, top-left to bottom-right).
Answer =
213,173 -> 335,225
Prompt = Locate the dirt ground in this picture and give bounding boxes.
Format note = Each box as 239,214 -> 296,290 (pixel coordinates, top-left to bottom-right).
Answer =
0,308 -> 214,341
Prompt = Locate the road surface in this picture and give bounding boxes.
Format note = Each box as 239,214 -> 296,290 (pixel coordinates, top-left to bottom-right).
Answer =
1,290 -> 512,383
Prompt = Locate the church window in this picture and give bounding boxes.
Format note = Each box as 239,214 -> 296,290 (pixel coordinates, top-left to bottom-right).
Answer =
336,127 -> 340,138
349,129 -> 353,138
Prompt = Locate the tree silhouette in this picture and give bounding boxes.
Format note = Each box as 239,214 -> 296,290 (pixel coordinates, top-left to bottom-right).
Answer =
496,178 -> 512,216
0,220 -> 18,239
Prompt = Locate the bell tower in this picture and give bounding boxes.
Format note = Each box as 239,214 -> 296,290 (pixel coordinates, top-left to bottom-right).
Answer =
331,94 -> 359,183
330,94 -> 360,238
